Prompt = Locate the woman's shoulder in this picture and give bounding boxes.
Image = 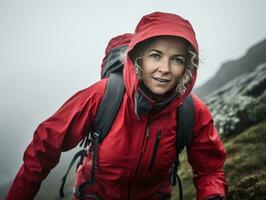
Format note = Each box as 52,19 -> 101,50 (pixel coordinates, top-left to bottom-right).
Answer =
80,79 -> 107,96
74,79 -> 108,99
191,93 -> 208,110
190,93 -> 213,119
62,79 -> 108,109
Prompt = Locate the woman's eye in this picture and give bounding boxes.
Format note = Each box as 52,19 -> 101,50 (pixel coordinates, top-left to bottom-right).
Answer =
172,57 -> 185,65
149,53 -> 161,59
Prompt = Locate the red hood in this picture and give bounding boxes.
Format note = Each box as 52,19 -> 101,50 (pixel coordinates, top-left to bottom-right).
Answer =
123,12 -> 199,111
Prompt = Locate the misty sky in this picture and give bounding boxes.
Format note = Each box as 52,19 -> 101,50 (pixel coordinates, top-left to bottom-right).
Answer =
1,0 -> 266,187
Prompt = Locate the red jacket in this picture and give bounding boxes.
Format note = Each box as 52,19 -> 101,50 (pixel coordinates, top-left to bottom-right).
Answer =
5,12 -> 227,200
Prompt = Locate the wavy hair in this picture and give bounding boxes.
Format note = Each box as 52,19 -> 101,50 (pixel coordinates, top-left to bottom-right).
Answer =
129,36 -> 198,96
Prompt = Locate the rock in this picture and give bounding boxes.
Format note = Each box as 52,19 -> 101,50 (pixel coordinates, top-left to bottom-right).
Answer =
204,63 -> 266,136
227,172 -> 266,200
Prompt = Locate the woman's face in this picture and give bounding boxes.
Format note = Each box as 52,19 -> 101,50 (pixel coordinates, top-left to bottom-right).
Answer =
141,37 -> 187,95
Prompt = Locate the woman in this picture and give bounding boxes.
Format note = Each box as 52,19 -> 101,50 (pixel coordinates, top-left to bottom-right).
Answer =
5,12 -> 227,200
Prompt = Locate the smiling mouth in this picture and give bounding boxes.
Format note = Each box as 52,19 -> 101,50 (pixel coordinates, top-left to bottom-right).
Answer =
152,77 -> 171,83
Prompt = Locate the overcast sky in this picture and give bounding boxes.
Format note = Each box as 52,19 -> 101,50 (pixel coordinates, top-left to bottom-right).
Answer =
1,0 -> 266,186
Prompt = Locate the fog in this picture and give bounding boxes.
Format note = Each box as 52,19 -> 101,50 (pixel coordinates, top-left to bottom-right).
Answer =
1,0 -> 266,191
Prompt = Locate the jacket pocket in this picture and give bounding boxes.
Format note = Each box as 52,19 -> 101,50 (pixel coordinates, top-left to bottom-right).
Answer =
148,130 -> 161,171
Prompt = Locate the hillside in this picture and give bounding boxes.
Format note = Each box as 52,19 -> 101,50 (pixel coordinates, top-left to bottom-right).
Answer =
194,38 -> 266,99
171,121 -> 266,200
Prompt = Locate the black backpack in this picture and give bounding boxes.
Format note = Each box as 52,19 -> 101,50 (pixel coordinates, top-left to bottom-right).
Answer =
59,45 -> 195,200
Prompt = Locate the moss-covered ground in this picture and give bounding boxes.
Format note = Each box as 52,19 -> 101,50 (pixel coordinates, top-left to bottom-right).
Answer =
171,121 -> 266,200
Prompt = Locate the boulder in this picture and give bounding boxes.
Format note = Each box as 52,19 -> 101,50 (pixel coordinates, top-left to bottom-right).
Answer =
205,63 -> 266,136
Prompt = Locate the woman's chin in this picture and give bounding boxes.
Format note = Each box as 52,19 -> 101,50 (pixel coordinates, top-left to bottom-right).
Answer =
149,87 -> 172,96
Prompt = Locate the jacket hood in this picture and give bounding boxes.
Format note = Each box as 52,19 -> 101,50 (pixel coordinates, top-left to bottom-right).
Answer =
123,12 -> 199,114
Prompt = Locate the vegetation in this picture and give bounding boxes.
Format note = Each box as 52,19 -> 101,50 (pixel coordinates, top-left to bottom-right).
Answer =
172,121 -> 266,200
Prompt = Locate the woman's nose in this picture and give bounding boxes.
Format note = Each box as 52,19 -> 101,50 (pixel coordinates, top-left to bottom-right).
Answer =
158,58 -> 170,73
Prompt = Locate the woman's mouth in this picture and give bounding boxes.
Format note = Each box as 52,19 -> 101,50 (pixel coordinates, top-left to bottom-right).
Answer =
152,77 -> 171,83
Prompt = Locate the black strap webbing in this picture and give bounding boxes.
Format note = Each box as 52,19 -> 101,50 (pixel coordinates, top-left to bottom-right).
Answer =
177,94 -> 195,153
93,72 -> 125,142
173,94 -> 195,200
59,149 -> 87,198
59,72 -> 125,198
88,72 -> 125,189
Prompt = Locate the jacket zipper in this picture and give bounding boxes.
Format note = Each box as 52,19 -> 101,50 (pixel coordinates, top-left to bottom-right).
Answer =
148,130 -> 161,171
142,124 -> 150,153
128,119 -> 150,200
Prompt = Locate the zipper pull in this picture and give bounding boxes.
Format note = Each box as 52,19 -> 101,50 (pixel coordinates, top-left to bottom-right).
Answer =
157,130 -> 161,139
146,127 -> 150,138
142,127 -> 150,153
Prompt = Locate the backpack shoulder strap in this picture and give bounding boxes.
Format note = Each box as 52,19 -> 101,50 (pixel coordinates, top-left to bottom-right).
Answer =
59,72 -> 125,198
93,72 -> 125,142
172,94 -> 195,200
176,94 -> 195,153
88,72 -> 125,185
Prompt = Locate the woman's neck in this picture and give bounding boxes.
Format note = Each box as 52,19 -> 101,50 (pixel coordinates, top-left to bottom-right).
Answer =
139,82 -> 177,103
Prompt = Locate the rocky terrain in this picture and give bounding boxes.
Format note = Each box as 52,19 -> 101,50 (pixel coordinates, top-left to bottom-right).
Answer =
195,38 -> 266,98
227,172 -> 266,200
205,63 -> 266,136
173,121 -> 266,200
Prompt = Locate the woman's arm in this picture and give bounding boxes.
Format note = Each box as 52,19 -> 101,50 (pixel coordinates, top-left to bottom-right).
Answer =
5,80 -> 106,200
187,94 -> 228,200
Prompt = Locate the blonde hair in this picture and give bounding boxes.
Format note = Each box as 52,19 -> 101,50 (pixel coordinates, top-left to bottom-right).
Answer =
129,36 -> 198,96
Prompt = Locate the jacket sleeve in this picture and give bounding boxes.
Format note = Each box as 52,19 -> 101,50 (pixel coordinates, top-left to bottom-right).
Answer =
5,80 -> 106,200
187,95 -> 228,200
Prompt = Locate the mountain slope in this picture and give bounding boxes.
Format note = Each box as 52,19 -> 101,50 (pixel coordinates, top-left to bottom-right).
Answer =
171,121 -> 266,200
194,38 -> 266,98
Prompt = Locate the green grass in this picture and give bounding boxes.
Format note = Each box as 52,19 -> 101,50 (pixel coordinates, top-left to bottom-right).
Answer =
171,121 -> 266,200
